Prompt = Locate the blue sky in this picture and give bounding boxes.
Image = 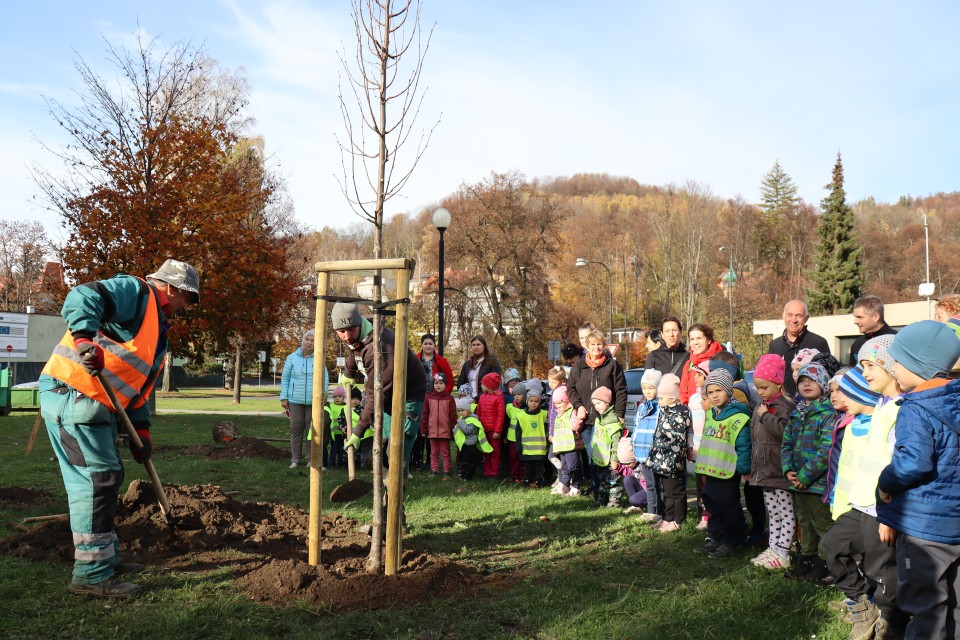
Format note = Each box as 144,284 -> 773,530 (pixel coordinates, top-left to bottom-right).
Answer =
2,1 -> 960,238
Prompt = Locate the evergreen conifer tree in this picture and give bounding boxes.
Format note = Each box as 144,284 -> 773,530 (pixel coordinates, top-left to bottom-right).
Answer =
759,160 -> 799,218
808,154 -> 864,314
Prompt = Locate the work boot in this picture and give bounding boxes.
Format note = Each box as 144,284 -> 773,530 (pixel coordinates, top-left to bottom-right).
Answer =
69,577 -> 141,598
872,615 -> 906,640
845,594 -> 879,640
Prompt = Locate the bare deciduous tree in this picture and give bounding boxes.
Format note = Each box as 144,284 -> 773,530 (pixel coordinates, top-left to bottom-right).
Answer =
336,0 -> 438,573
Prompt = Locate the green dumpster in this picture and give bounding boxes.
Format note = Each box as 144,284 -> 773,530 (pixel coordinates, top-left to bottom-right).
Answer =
0,369 -> 10,416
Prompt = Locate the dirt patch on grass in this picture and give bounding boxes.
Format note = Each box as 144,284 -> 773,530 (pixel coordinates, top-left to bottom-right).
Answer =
0,486 -> 55,506
1,480 -> 506,611
176,436 -> 288,460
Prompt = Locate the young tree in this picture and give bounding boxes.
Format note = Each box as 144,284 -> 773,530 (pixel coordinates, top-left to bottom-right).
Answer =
337,0 -> 438,572
808,154 -> 864,314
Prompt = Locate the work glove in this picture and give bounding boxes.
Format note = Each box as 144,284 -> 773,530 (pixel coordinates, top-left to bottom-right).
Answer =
74,337 -> 104,376
129,427 -> 152,463
344,434 -> 362,450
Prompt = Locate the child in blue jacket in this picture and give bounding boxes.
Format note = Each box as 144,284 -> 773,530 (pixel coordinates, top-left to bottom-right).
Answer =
877,321 -> 960,640
630,368 -> 661,520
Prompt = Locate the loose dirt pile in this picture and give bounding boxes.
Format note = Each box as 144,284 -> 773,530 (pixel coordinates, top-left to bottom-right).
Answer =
1,480 -> 501,611
176,436 -> 288,460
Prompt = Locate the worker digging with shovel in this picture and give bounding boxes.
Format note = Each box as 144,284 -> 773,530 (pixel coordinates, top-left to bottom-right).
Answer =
331,302 -> 426,532
39,259 -> 200,598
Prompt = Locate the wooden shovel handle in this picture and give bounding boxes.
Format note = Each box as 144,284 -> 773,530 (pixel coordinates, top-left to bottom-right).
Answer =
95,371 -> 171,517
344,386 -> 356,481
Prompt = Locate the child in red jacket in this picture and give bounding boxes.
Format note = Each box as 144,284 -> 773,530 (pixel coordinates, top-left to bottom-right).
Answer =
477,372 -> 505,477
420,373 -> 457,478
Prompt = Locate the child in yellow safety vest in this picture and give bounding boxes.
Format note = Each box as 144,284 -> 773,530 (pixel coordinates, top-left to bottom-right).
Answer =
590,386 -> 624,508
323,386 -> 351,468
505,381 -> 527,483
550,385 -> 581,497
452,396 -> 491,480
695,369 -> 751,558
516,384 -> 548,488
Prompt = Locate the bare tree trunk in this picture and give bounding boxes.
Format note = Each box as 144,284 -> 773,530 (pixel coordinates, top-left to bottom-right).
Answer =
233,344 -> 242,404
161,352 -> 172,392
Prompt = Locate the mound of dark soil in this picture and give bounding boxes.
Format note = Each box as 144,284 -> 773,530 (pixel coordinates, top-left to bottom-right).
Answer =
1,480 -> 502,611
178,436 -> 288,460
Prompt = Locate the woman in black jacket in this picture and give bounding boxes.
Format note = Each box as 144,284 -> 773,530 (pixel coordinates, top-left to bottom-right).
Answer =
644,317 -> 690,377
456,335 -> 501,402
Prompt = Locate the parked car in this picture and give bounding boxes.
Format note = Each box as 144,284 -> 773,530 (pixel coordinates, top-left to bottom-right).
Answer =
624,367 -> 645,431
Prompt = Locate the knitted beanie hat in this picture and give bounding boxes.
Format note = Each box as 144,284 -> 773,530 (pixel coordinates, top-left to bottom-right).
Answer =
692,361 -> 711,378
433,372 -> 447,384
617,437 -> 636,465
791,348 -> 820,367
552,386 -> 568,404
858,334 -> 897,377
838,365 -> 881,408
812,352 -> 842,378
481,372 -> 501,391
591,386 -> 613,404
888,320 -> 960,380
512,381 -> 528,398
458,383 -> 473,398
525,381 -> 543,399
754,354 -> 786,384
657,373 -> 681,399
704,369 -> 734,399
709,360 -> 740,382
455,396 -> 472,412
502,367 -> 521,385
331,303 -> 362,330
331,385 -> 346,398
797,362 -> 830,394
640,368 -> 663,388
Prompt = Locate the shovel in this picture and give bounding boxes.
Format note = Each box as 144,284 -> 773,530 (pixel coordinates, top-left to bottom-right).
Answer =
330,393 -> 373,503
95,371 -> 182,525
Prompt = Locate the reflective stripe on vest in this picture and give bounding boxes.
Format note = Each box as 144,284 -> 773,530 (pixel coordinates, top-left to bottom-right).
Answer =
506,404 -> 518,442
695,411 -> 749,479
552,410 -> 576,453
515,410 -> 547,456
41,280 -> 161,410
591,413 -> 621,466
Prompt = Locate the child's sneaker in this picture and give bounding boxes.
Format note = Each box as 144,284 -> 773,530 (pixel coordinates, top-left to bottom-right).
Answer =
638,513 -> 662,524
750,548 -> 775,566
710,543 -> 738,559
623,506 -> 644,515
655,520 -> 680,532
761,551 -> 791,570
550,484 -> 564,495
697,537 -> 720,554
566,486 -> 580,497
696,516 -> 708,530
442,473 -> 451,481
429,471 -> 438,478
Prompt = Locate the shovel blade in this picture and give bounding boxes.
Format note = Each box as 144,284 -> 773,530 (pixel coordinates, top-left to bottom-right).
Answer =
330,479 -> 374,503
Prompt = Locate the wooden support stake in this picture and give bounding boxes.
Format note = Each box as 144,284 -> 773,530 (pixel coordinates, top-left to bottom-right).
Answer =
308,270 -> 330,566
385,264 -> 412,575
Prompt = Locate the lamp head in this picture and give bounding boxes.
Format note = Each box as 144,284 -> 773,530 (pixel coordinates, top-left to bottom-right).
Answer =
432,207 -> 451,230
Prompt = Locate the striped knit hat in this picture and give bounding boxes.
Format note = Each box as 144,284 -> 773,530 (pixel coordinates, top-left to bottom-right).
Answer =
704,369 -> 734,399
838,365 -> 880,407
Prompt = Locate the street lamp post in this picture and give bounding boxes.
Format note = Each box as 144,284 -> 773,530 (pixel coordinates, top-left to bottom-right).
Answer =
719,246 -> 735,350
432,207 -> 451,355
575,258 -> 613,342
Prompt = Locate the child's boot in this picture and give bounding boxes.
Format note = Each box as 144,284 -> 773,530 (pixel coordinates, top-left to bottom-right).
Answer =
871,615 -> 905,640
784,553 -> 812,581
844,594 -> 879,640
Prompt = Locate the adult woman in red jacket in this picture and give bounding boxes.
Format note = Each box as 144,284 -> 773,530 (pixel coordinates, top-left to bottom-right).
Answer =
679,323 -> 724,404
418,334 -> 454,394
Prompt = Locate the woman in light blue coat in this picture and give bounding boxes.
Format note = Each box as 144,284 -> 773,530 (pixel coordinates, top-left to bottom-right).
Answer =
280,330 -> 329,468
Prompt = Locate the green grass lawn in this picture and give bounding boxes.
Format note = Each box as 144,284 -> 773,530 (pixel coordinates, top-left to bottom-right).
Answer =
1,411 -> 852,640
155,386 -> 283,413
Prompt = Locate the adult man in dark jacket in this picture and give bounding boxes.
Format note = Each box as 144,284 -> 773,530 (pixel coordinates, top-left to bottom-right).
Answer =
333,303 -> 426,465
848,295 -> 897,365
767,300 -> 831,396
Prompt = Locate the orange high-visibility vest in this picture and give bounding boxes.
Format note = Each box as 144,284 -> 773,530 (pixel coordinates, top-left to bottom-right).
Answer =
41,280 -> 163,410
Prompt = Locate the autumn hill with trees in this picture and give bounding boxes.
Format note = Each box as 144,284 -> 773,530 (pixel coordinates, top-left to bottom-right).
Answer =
294,165 -> 960,377
8,34 -> 958,385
